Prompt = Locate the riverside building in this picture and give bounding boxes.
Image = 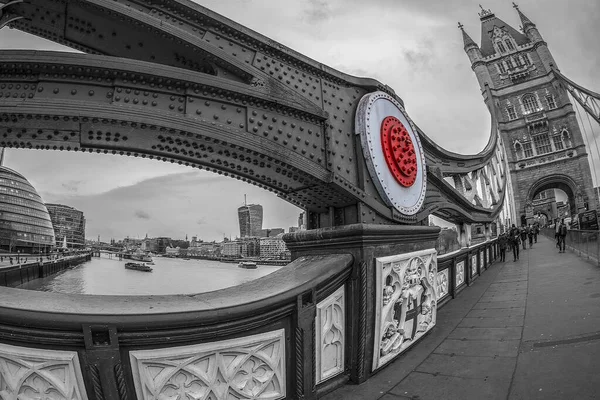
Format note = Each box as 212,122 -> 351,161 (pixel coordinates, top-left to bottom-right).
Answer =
45,203 -> 86,248
0,164 -> 55,253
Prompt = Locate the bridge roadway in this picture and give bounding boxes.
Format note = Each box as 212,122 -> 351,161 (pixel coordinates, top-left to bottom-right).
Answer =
325,236 -> 600,400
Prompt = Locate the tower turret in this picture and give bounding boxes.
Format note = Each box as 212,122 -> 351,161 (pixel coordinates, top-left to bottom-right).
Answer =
513,3 -> 541,42
459,22 -> 493,91
513,3 -> 557,71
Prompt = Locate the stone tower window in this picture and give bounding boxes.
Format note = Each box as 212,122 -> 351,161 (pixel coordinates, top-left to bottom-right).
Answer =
523,54 -> 531,66
497,41 -> 507,53
498,63 -> 506,74
505,39 -> 515,51
546,95 -> 557,109
533,133 -> 552,155
522,94 -> 539,114
522,142 -> 534,158
553,135 -> 564,150
507,106 -> 517,120
506,58 -> 514,69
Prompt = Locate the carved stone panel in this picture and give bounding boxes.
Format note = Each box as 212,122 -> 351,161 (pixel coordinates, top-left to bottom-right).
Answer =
374,249 -> 437,370
437,268 -> 449,300
0,343 -> 88,400
487,248 -> 491,264
471,254 -> 478,277
315,285 -> 345,384
456,261 -> 465,287
480,250 -> 485,270
130,329 -> 286,400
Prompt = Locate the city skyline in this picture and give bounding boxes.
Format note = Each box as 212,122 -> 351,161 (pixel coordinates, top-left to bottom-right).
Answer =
0,0 -> 597,241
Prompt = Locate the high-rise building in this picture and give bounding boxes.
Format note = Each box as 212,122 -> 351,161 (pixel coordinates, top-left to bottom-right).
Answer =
0,165 -> 55,253
46,204 -> 86,248
461,5 -> 597,226
238,203 -> 263,238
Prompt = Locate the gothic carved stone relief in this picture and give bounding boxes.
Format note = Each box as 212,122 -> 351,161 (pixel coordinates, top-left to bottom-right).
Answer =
130,329 -> 286,400
480,250 -> 485,269
0,343 -> 88,400
456,261 -> 465,287
315,285 -> 345,384
437,269 -> 449,300
471,254 -> 478,277
374,249 -> 437,370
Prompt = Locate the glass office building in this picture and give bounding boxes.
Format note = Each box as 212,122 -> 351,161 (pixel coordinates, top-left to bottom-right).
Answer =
238,204 -> 263,238
0,166 -> 55,253
46,204 -> 86,249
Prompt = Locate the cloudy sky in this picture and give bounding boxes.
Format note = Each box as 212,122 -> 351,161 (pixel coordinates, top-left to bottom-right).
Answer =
1,0 -> 598,241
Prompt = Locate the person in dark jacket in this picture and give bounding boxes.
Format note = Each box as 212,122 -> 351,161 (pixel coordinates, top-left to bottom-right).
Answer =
527,224 -> 534,248
520,225 -> 528,250
498,233 -> 508,262
509,224 -> 520,261
558,219 -> 568,253
533,223 -> 539,243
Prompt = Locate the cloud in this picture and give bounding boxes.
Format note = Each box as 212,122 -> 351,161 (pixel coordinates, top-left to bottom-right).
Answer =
61,180 -> 82,193
135,210 -> 151,220
302,0 -> 331,23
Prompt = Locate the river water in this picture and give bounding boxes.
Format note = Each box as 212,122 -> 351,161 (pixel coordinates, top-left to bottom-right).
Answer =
18,254 -> 284,295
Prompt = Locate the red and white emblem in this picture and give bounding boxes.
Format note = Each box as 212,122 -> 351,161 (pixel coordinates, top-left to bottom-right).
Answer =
356,91 -> 426,215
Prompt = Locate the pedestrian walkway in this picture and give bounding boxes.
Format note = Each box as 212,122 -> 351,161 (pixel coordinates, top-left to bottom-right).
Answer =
324,236 -> 600,400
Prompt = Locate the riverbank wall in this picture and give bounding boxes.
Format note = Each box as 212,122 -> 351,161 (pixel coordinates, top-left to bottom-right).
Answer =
0,253 -> 92,287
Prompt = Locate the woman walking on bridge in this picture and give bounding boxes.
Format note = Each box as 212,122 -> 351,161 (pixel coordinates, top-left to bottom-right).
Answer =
509,225 -> 520,262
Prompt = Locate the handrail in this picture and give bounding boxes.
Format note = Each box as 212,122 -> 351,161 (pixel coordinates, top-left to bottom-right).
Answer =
0,253 -> 353,331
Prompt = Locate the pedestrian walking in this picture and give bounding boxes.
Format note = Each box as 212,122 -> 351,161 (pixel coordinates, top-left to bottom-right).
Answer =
520,224 -> 528,250
555,218 -> 561,248
498,233 -> 507,262
527,224 -> 534,248
534,223 -> 539,243
558,219 -> 568,253
509,224 -> 520,261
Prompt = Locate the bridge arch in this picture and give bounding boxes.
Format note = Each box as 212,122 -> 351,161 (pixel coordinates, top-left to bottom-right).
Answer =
526,174 -> 579,222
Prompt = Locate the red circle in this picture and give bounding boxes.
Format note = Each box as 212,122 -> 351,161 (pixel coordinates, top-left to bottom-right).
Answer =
381,116 -> 417,187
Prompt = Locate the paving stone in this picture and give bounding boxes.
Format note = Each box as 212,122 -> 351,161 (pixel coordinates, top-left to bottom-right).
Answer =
459,316 -> 524,328
390,372 -> 510,400
448,327 -> 522,340
467,308 -> 525,318
472,300 -> 525,309
479,294 -> 527,302
416,353 -> 516,379
434,339 -> 520,357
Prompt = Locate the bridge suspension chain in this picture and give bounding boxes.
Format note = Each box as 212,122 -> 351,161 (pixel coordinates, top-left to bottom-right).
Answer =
553,67 -> 600,125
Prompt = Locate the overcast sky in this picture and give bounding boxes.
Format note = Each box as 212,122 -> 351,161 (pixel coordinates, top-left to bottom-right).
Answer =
1,0 -> 598,241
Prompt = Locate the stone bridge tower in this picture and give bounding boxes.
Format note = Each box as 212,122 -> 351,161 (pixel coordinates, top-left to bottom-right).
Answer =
461,5 -> 597,225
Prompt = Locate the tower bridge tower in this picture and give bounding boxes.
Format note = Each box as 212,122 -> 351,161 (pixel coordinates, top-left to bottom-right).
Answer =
461,5 -> 598,225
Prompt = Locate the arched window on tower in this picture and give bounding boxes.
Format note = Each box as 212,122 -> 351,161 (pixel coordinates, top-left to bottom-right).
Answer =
497,41 -> 507,53
506,58 -> 514,69
522,94 -> 539,114
505,39 -> 515,51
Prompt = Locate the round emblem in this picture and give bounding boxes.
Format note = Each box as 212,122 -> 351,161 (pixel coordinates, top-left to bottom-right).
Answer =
381,116 -> 417,187
355,91 -> 427,216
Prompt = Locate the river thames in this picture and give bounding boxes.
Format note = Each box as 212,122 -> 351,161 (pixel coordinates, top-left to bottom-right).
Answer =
18,254 -> 284,295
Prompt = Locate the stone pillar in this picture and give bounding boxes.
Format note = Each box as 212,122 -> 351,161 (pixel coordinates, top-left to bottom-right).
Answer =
458,223 -> 472,248
484,223 -> 492,241
284,224 -> 440,391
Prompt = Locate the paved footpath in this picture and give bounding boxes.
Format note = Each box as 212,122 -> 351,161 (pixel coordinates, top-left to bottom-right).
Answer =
324,236 -> 600,400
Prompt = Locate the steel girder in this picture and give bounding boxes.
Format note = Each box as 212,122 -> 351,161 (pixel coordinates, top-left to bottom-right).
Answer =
0,0 -> 508,226
553,67 -> 600,125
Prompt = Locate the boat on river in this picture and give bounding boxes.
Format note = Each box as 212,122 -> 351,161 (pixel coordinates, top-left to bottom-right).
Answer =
238,261 -> 258,269
125,262 -> 153,272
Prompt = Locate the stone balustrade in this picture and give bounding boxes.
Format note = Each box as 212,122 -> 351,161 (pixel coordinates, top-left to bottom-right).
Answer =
0,226 -> 498,400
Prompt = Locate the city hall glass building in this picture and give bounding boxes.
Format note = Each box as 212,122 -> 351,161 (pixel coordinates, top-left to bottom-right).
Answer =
0,166 -> 55,253
46,204 -> 86,248
238,204 -> 263,238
